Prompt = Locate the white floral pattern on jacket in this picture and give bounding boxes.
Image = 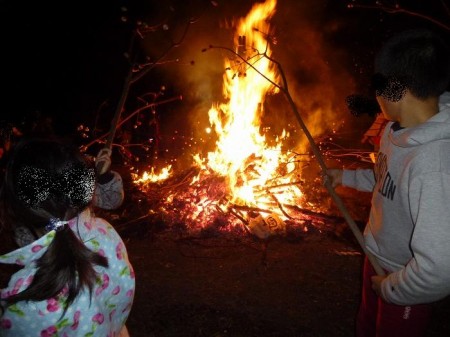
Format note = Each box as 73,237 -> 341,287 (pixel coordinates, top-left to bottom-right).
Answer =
0,209 -> 135,337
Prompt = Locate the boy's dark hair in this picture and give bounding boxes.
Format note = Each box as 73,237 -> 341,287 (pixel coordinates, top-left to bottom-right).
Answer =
374,28 -> 450,99
0,137 -> 108,315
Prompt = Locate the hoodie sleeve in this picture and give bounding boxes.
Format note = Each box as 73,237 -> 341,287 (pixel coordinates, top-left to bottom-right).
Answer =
342,169 -> 376,192
381,171 -> 450,305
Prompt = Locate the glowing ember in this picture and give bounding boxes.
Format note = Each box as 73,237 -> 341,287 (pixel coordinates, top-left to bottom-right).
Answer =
133,165 -> 172,185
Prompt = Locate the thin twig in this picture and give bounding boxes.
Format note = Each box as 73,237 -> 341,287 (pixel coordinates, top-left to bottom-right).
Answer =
81,96 -> 182,151
267,192 -> 295,220
348,3 -> 450,31
263,180 -> 303,190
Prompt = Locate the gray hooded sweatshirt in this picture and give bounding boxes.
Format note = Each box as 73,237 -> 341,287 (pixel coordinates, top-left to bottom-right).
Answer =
342,92 -> 450,305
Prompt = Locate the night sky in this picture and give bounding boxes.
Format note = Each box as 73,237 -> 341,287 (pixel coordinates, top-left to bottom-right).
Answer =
0,0 -> 448,145
0,0 -> 132,133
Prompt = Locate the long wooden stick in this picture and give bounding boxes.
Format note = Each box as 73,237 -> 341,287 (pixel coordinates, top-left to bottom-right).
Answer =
273,61 -> 385,276
208,43 -> 384,275
284,91 -> 384,271
96,29 -> 138,174
96,66 -> 133,174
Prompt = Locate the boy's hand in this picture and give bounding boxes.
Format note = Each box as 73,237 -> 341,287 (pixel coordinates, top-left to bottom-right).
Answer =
95,148 -> 112,175
323,169 -> 343,188
371,275 -> 388,300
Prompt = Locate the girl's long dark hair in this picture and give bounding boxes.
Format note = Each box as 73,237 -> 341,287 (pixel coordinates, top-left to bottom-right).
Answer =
0,138 -> 108,312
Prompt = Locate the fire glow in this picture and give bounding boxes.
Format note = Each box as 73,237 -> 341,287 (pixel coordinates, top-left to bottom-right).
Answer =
134,0 -> 313,237
133,165 -> 172,185
197,0 -> 305,219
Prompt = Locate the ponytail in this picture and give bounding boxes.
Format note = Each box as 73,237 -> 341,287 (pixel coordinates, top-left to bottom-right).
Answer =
4,223 -> 108,313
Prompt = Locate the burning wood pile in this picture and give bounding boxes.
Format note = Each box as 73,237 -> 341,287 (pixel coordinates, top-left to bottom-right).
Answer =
125,0 -> 355,241
131,163 -> 343,240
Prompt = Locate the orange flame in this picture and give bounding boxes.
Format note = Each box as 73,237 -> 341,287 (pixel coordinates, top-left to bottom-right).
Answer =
198,0 -> 304,217
133,165 -> 172,184
132,0 -> 308,236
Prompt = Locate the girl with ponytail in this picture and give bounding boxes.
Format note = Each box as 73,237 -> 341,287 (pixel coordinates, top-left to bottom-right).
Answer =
0,138 -> 135,336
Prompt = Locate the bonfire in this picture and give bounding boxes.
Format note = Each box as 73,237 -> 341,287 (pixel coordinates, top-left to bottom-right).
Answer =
130,0 -> 343,240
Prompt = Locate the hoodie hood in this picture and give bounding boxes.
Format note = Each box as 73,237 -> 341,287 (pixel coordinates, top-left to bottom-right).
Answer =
388,92 -> 450,147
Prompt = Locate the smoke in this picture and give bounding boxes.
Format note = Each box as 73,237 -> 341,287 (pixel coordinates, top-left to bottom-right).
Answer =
270,0 -> 361,153
138,0 -> 262,168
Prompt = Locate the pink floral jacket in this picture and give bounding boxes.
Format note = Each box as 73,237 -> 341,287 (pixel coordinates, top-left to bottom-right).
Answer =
0,209 -> 135,337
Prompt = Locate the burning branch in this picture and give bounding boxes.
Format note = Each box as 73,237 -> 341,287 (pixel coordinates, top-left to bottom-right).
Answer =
267,192 -> 295,220
263,180 -> 303,190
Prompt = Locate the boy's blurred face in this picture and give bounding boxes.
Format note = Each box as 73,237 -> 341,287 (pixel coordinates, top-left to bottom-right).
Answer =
376,96 -> 398,122
371,74 -> 406,101
372,73 -> 405,122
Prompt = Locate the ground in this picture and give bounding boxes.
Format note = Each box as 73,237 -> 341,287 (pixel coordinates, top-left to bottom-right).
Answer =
124,228 -> 362,337
114,176 -> 450,337
121,222 -> 450,337
2,179 -> 450,336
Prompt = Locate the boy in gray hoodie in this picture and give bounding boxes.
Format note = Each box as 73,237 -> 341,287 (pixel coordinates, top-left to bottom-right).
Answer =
326,29 -> 450,337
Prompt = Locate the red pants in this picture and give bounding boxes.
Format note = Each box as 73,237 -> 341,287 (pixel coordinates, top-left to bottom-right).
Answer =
356,257 -> 433,337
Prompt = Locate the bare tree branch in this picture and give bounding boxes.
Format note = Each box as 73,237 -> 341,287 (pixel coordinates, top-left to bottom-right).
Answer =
348,2 -> 450,31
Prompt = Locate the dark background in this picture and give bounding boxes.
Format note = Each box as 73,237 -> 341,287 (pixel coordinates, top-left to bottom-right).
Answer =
1,0 -> 446,229
0,0 -> 448,145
